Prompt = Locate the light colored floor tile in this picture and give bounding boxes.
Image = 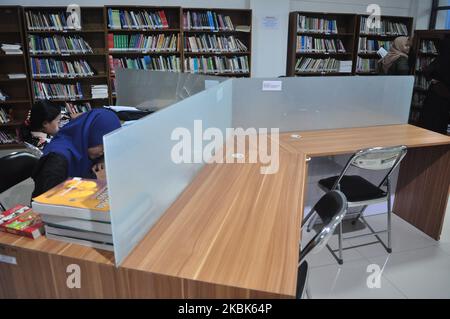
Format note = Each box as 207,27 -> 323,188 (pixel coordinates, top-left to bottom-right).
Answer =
436,242 -> 450,256
307,258 -> 406,299
354,214 -> 437,259
368,246 -> 450,299
440,200 -> 450,243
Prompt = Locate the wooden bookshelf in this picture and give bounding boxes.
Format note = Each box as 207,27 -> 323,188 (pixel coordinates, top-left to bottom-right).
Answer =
24,6 -> 110,109
105,6 -> 182,102
0,6 -> 31,148
354,15 -> 413,75
287,13 -> 414,77
409,30 -> 450,133
181,8 -> 252,77
286,12 -> 357,77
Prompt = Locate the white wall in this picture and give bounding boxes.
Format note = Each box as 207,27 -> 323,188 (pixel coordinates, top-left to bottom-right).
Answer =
0,0 -> 433,77
250,0 -> 290,77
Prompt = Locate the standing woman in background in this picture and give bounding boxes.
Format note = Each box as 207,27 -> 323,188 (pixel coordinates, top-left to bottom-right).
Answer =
420,38 -> 450,135
380,36 -> 411,75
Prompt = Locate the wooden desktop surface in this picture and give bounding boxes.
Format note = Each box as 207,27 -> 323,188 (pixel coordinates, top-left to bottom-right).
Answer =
0,124 -> 449,298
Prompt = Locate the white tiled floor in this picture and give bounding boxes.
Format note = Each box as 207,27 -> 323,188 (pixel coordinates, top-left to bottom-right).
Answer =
304,208 -> 450,299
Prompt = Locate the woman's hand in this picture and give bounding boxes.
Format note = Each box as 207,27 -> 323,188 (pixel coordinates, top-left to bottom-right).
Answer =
92,162 -> 106,181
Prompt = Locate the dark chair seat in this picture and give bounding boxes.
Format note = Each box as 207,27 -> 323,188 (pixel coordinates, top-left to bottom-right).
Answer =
0,152 -> 38,194
296,261 -> 308,299
319,175 -> 387,203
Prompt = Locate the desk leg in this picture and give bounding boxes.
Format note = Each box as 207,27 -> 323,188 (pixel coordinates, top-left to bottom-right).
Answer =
394,145 -> 450,241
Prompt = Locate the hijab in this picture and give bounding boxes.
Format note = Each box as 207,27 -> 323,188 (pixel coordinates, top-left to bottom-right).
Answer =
381,36 -> 410,74
43,108 -> 121,178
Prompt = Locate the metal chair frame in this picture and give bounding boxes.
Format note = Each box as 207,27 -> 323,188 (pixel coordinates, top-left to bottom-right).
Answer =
297,190 -> 348,299
306,146 -> 408,265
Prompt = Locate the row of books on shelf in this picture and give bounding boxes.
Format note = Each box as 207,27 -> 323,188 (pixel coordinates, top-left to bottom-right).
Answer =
420,40 -> 438,54
184,56 -> 250,74
108,8 -> 169,30
2,73 -> 26,79
29,35 -> 93,54
109,55 -> 182,73
33,82 -> 109,100
296,36 -> 346,53
297,15 -> 339,34
358,37 -> 391,53
412,91 -> 426,106
0,131 -> 17,144
1,43 -> 23,55
356,57 -> 378,72
415,57 -> 434,72
33,81 -> 83,100
359,18 -> 408,36
415,75 -> 431,90
0,107 -> 11,124
60,102 -> 92,127
25,11 -> 79,31
30,58 -> 94,78
184,35 -> 248,53
183,11 -> 235,31
1,178 -> 112,251
295,57 -> 352,73
108,34 -> 179,52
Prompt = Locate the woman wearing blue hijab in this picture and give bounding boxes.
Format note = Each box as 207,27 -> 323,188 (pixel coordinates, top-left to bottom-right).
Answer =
32,108 -> 121,197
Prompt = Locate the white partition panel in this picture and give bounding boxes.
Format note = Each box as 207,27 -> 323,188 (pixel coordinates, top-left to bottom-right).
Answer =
232,76 -> 414,132
104,80 -> 233,265
116,69 -> 227,111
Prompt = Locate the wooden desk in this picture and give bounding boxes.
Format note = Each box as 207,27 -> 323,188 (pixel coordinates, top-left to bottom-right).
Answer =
1,124 -> 449,298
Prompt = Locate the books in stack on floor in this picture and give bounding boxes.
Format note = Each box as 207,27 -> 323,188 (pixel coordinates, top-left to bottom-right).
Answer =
0,205 -> 44,239
91,85 -> 109,99
1,43 -> 23,55
32,178 -> 113,251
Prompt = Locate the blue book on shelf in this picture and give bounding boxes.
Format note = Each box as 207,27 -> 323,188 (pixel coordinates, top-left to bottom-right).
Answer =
119,11 -> 126,29
207,11 -> 214,31
108,9 -> 112,27
143,55 -> 151,68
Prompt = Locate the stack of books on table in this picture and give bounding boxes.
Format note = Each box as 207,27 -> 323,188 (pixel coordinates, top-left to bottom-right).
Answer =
91,84 -> 108,99
0,205 -> 44,239
1,43 -> 23,55
32,178 -> 113,251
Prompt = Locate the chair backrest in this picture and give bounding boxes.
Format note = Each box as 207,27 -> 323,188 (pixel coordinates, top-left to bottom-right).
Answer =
0,152 -> 39,194
333,146 -> 408,190
299,191 -> 347,263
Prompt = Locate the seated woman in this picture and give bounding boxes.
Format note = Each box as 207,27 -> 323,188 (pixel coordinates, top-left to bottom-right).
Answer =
380,36 -> 411,75
32,109 -> 121,197
22,101 -> 62,149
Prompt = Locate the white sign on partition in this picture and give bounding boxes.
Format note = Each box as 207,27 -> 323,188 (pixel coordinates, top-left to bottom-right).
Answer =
262,81 -> 282,91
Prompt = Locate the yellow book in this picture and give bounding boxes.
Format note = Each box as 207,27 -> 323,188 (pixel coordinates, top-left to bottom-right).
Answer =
32,178 -> 110,222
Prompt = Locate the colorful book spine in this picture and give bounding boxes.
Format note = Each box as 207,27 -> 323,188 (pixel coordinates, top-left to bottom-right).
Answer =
183,11 -> 234,31
184,56 -> 249,74
108,9 -> 170,30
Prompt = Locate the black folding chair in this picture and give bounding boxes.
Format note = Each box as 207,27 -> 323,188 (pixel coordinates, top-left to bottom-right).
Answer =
297,190 -> 348,299
0,152 -> 38,212
307,146 -> 408,265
